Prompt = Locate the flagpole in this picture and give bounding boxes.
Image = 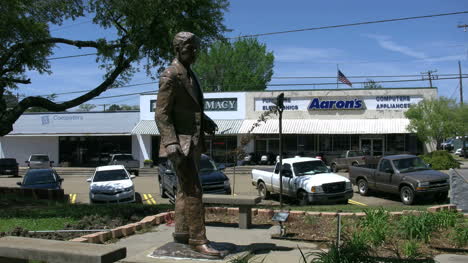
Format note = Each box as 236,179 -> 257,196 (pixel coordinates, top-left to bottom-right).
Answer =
336,64 -> 339,89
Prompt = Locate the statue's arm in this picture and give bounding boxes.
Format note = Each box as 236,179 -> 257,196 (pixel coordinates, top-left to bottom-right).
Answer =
155,73 -> 178,147
203,113 -> 217,135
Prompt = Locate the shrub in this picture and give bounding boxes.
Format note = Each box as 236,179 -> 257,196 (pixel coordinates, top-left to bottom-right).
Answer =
398,211 -> 458,243
419,150 -> 460,170
402,240 -> 423,259
358,208 -> 390,246
452,224 -> 468,248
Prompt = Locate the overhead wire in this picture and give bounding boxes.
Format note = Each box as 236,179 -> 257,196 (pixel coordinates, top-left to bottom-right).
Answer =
229,11 -> 468,39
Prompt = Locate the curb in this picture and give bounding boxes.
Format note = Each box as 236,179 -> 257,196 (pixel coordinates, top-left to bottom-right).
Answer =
69,204 -> 464,244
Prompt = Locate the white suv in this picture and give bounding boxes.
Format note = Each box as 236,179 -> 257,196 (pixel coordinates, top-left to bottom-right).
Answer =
87,165 -> 136,204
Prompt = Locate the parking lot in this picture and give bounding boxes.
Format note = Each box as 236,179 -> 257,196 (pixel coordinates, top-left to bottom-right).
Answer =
0,168 -> 412,207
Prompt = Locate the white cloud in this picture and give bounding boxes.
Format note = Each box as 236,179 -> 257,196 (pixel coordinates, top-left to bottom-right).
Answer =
365,34 -> 427,59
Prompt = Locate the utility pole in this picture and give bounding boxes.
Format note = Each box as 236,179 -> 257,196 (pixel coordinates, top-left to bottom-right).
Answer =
421,70 -> 438,88
459,61 -> 464,105
98,104 -> 107,111
458,24 -> 468,32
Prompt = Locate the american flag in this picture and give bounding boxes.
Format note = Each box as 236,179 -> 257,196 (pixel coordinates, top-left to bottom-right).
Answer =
337,70 -> 352,87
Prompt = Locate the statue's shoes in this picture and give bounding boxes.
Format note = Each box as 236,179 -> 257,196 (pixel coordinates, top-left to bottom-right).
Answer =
190,244 -> 222,257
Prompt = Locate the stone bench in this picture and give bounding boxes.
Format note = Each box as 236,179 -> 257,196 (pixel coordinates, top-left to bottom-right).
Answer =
203,194 -> 262,229
0,236 -> 126,263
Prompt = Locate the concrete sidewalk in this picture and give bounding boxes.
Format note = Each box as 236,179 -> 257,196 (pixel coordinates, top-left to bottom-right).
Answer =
115,222 -> 468,263
117,223 -> 320,263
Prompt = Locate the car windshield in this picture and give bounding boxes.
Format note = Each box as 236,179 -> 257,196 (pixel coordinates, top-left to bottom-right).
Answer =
23,170 -> 56,185
349,151 -> 365,157
93,169 -> 129,182
293,161 -> 329,176
199,158 -> 217,172
113,155 -> 134,161
30,155 -> 49,162
393,157 -> 429,172
0,159 -> 16,165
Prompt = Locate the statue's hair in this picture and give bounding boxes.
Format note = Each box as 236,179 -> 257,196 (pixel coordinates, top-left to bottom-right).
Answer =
173,32 -> 199,52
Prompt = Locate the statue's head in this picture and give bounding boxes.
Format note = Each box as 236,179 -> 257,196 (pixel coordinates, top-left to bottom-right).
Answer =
173,32 -> 200,66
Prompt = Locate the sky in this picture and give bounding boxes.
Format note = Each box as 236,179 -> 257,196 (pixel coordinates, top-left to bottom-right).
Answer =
21,0 -> 468,110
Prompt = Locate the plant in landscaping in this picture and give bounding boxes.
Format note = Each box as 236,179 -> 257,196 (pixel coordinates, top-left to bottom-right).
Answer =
303,215 -> 319,225
358,208 -> 390,246
451,223 -> 468,248
309,232 -> 376,263
398,211 -> 458,243
402,240 -> 423,259
419,150 -> 460,170
228,251 -> 265,263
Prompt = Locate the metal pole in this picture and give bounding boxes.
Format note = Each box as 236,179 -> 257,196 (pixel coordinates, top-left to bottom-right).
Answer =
336,213 -> 342,248
459,61 -> 464,105
428,71 -> 433,88
279,108 -> 283,209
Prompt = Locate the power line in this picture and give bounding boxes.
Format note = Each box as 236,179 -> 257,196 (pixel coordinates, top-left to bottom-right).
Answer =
50,76 -> 468,102
49,20 -> 93,32
230,11 -> 468,39
33,81 -> 157,97
272,73 -> 464,79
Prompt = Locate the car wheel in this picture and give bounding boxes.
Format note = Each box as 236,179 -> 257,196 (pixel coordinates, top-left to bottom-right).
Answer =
297,190 -> 309,206
400,186 -> 415,205
159,177 -> 168,198
257,181 -> 270,200
352,162 -> 359,167
357,179 -> 369,196
331,163 -> 338,173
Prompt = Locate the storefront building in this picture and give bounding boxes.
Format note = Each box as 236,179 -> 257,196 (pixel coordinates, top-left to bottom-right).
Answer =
0,87 -> 436,167
0,112 -> 139,167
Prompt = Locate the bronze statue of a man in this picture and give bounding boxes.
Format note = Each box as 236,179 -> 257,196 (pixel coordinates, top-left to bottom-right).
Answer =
155,32 -> 221,257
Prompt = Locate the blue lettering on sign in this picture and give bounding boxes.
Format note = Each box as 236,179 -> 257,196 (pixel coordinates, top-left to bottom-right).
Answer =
308,98 -> 364,110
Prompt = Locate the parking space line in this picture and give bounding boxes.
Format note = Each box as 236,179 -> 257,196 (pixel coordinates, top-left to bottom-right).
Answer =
348,199 -> 368,206
69,194 -> 77,204
148,194 -> 157,205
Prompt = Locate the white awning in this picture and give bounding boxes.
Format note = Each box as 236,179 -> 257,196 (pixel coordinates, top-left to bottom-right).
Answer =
131,120 -> 243,135
239,119 -> 410,134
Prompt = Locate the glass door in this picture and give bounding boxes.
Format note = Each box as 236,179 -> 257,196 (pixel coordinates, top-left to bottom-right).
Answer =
360,138 -> 384,156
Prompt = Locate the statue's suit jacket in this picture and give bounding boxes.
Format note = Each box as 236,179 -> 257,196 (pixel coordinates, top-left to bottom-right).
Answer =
155,58 -> 211,157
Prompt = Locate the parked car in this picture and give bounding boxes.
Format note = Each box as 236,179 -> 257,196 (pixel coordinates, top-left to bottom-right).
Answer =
0,158 -> 19,177
108,154 -> 139,176
17,169 -> 63,189
243,152 -> 261,165
455,148 -> 462,156
251,157 -> 353,205
158,154 -> 231,202
329,150 -> 379,172
26,154 -> 53,169
348,154 -> 449,205
87,165 -> 136,204
441,139 -> 454,151
260,152 -> 277,165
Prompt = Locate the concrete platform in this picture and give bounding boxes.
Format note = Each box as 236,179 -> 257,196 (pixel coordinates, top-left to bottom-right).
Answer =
116,223 -> 319,263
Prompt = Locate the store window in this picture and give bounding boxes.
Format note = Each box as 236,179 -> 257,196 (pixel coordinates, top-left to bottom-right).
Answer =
332,135 -> 350,152
350,135 -> 360,150
297,135 -> 315,156
387,134 -> 405,154
318,135 -> 332,152
283,135 -> 297,156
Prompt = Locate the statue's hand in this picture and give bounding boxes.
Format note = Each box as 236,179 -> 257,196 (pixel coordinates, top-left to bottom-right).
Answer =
205,119 -> 218,135
166,144 -> 183,160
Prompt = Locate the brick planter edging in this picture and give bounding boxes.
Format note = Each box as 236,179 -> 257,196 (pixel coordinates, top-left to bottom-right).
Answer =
69,204 -> 466,244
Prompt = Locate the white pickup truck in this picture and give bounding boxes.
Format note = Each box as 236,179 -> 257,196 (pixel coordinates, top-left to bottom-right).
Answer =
251,157 -> 353,205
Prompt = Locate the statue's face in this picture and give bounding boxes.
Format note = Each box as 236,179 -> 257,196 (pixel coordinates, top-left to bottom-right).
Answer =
178,40 -> 199,66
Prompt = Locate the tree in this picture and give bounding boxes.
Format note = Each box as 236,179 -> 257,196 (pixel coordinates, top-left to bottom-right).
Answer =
405,97 -> 462,150
77,104 -> 96,112
193,38 -> 274,92
364,79 -> 383,89
107,104 -> 121,111
0,0 -> 229,136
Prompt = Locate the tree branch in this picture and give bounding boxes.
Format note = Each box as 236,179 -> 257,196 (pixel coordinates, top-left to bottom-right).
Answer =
0,48 -> 132,136
0,77 -> 31,84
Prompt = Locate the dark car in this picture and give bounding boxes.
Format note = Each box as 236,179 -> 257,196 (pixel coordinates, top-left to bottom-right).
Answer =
242,152 -> 261,165
0,158 -> 19,177
158,154 -> 231,202
17,169 -> 63,189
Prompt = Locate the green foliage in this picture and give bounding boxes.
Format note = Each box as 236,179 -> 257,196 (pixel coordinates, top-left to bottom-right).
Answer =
451,223 -> 468,248
0,217 -> 77,232
310,232 -> 375,263
363,79 -> 383,89
398,211 -> 459,243
419,150 -> 460,170
405,97 -> 463,149
1,0 -> 229,136
77,103 -> 96,112
193,38 -> 274,92
402,240 -> 423,259
359,208 -> 390,246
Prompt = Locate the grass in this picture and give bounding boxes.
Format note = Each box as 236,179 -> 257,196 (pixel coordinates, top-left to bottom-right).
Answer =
0,194 -> 173,233
0,217 -> 78,232
253,204 -> 432,213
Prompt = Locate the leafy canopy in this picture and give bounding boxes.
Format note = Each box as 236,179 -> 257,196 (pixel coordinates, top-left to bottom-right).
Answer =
404,97 -> 465,149
193,38 -> 274,92
0,0 -> 229,136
